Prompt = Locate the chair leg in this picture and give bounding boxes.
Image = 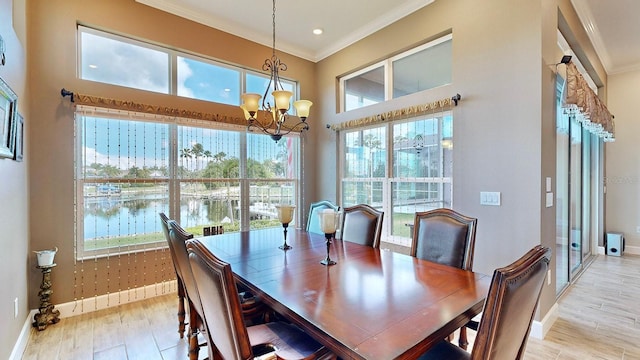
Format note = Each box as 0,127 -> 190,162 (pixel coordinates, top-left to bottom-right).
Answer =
458,327 -> 469,350
177,278 -> 187,339
188,305 -> 200,360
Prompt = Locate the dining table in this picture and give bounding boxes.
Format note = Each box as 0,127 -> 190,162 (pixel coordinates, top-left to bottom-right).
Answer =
195,227 -> 491,360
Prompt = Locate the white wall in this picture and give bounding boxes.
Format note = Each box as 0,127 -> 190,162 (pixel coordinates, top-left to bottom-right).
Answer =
606,69 -> 640,251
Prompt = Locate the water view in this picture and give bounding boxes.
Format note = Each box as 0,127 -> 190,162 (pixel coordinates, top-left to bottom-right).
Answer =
83,183 -> 294,248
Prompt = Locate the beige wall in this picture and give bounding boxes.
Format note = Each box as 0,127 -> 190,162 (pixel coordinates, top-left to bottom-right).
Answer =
0,0 -> 28,357
27,0 -> 317,309
606,69 -> 640,248
315,0 -> 609,320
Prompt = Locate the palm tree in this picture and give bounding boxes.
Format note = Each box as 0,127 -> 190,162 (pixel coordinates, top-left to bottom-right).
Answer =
213,151 -> 226,163
190,143 -> 205,171
180,148 -> 193,173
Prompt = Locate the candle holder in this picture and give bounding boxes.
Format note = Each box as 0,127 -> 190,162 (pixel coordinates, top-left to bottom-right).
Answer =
319,209 -> 340,266
275,205 -> 295,250
33,264 -> 60,330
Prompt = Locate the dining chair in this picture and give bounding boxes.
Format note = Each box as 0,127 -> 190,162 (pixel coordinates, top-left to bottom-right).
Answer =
166,218 -> 208,360
417,245 -> 551,360
186,238 -> 333,360
307,200 -> 339,235
159,212 -> 187,339
340,204 -> 384,248
166,218 -> 268,360
411,208 -> 477,348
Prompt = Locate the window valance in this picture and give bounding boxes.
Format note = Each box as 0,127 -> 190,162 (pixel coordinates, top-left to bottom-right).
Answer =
328,94 -> 460,132
562,62 -> 615,141
61,89 -> 247,127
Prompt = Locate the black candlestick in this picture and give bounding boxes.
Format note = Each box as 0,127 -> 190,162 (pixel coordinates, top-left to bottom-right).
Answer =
279,223 -> 292,250
320,232 -> 337,266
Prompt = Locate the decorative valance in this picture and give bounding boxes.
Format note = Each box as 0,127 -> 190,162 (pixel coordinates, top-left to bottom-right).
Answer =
562,63 -> 615,141
328,94 -> 460,132
60,89 -> 247,127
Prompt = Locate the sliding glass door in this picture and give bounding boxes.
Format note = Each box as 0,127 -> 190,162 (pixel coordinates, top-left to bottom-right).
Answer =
556,75 -> 602,295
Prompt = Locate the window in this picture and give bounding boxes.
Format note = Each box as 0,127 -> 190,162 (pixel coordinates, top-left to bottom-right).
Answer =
392,38 -> 452,98
177,56 -> 241,105
340,112 -> 453,245
78,26 -> 300,107
340,34 -> 452,112
79,27 -> 170,93
344,66 -> 385,111
76,110 -> 300,258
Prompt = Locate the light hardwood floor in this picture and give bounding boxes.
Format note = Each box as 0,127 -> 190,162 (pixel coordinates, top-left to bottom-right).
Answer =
21,254 -> 640,360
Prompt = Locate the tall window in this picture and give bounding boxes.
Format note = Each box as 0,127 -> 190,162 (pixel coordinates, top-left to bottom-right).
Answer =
76,109 -> 300,258
340,34 -> 452,112
340,111 -> 453,245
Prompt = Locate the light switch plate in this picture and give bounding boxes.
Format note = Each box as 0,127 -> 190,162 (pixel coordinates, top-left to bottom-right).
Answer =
480,191 -> 501,206
546,177 -> 552,192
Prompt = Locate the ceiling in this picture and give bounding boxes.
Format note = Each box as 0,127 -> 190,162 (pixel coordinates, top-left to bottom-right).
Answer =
571,0 -> 640,74
135,0 -> 435,62
137,0 -> 640,74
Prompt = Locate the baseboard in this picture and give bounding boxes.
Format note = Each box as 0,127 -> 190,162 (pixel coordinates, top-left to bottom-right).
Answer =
9,309 -> 38,360
529,302 -> 558,339
10,280 -> 177,360
56,280 -> 178,318
624,245 -> 640,255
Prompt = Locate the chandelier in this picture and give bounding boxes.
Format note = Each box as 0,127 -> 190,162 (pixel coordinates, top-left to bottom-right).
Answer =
239,0 -> 312,142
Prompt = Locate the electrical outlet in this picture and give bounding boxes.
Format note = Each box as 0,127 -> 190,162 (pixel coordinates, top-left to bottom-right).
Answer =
14,297 -> 18,318
636,226 -> 640,234
547,270 -> 551,285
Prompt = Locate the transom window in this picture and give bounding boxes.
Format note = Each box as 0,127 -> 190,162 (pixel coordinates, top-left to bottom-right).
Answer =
78,26 -> 298,107
340,34 -> 452,112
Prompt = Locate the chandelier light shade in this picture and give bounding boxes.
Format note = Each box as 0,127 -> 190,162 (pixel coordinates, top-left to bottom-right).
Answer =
239,0 -> 312,142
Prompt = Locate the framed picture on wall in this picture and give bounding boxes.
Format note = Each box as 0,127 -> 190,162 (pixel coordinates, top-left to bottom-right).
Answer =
13,112 -> 23,162
0,76 -> 17,159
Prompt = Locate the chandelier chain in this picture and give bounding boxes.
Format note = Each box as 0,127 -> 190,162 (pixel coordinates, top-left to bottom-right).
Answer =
272,0 -> 276,58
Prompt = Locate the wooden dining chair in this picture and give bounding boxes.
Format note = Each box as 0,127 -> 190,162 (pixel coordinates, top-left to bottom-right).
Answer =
159,212 -> 187,339
340,204 -> 384,248
411,208 -> 477,348
417,245 -> 551,360
166,218 -> 268,360
186,238 -> 333,360
307,200 -> 339,235
166,219 -> 208,360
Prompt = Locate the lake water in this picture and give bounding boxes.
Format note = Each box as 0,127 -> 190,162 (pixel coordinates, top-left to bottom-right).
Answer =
83,194 -> 241,239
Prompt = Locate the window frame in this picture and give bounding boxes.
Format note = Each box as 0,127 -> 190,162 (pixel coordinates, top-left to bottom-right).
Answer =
78,26 -> 301,107
339,33 -> 453,113
75,112 -> 301,259
339,112 -> 453,246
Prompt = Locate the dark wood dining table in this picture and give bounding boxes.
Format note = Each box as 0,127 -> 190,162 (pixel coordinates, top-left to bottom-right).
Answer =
195,227 -> 491,360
